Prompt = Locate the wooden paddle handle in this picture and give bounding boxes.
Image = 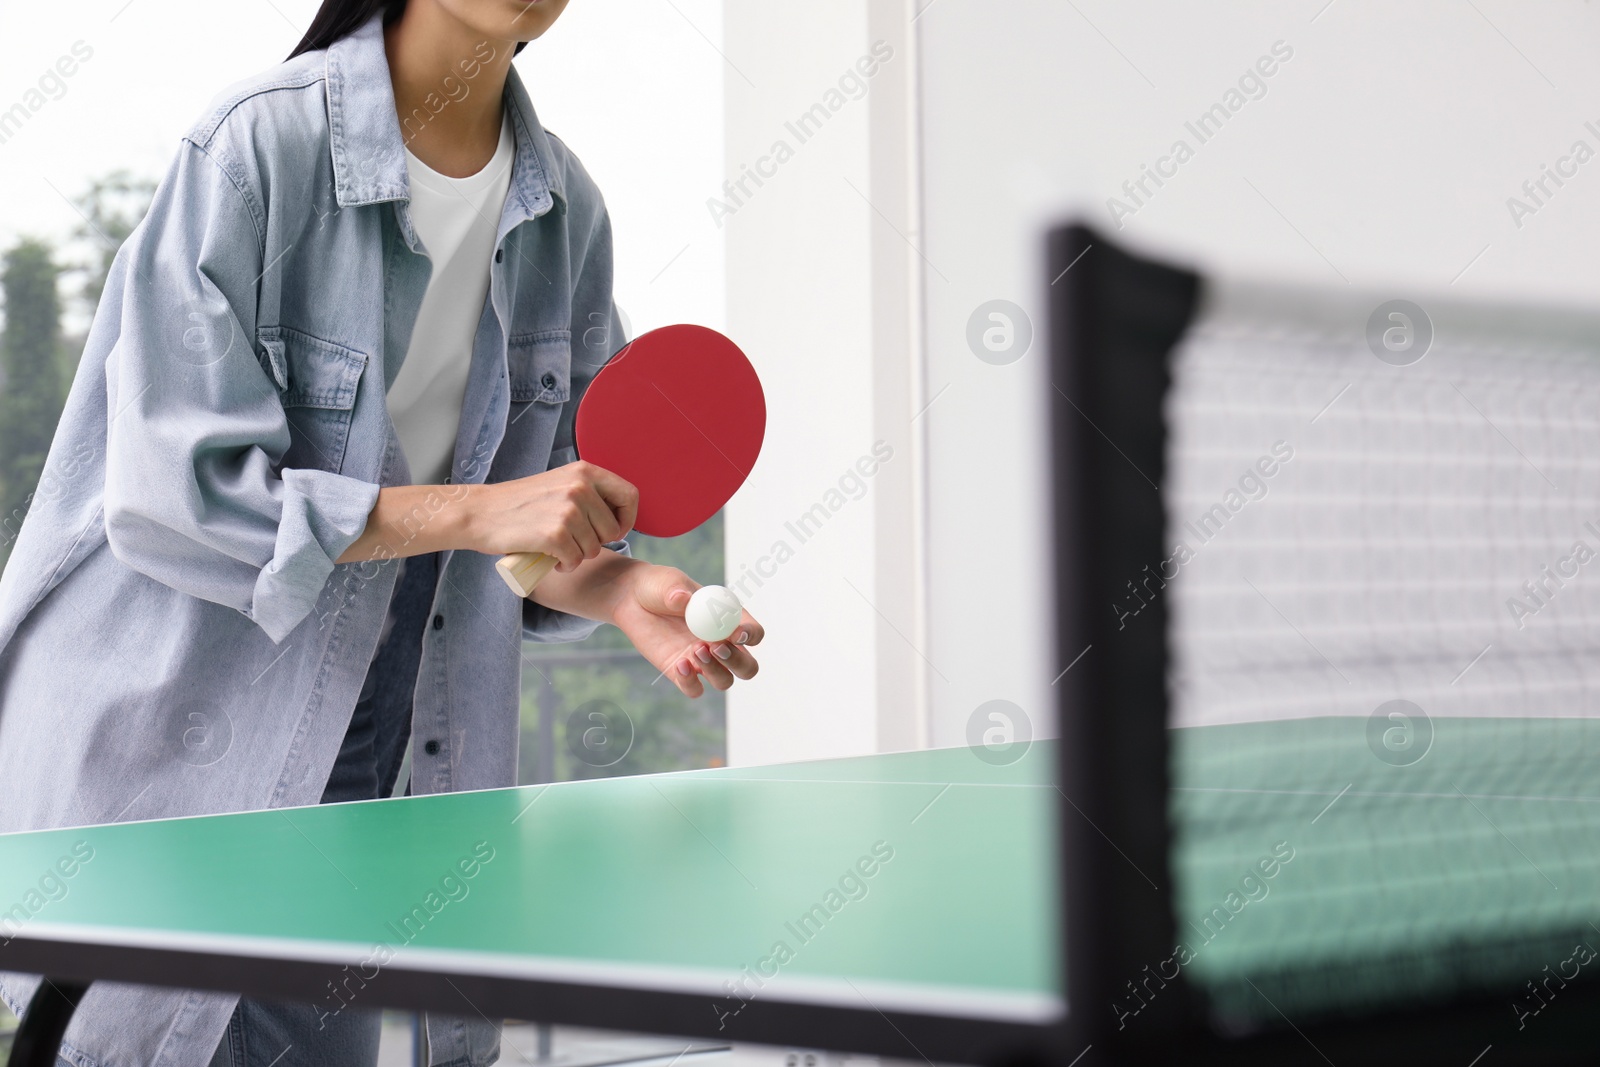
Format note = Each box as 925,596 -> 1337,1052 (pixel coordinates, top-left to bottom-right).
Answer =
496,552 -> 559,598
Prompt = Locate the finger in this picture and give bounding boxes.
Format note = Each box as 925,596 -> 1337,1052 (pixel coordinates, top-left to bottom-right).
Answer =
564,508 -> 603,562
691,643 -> 735,691
711,641 -> 759,680
548,530 -> 584,572
586,465 -> 640,538
730,611 -> 765,647
560,481 -> 609,556
573,484 -> 623,545
635,566 -> 700,616
672,656 -> 704,698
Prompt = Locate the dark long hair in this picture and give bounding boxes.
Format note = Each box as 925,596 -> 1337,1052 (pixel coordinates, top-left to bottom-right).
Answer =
287,0 -> 528,60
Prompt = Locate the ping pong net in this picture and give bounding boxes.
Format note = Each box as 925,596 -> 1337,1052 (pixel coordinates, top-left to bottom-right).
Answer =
1158,268 -> 1600,1030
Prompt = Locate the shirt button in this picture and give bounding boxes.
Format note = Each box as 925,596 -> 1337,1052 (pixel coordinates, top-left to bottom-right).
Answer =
432,614 -> 444,630
540,372 -> 557,389
424,740 -> 441,756
494,249 -> 504,263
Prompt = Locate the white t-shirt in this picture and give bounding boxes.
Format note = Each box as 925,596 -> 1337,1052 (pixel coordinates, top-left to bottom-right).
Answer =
388,112 -> 515,486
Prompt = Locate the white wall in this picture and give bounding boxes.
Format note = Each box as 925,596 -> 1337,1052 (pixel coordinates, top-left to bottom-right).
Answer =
722,1 -> 925,764
518,1 -> 724,336
914,0 -> 1600,748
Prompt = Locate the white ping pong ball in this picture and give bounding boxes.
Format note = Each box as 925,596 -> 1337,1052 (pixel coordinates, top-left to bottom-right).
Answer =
686,585 -> 743,642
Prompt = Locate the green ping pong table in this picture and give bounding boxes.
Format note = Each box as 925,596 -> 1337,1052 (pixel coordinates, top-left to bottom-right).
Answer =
0,743 -> 1063,1066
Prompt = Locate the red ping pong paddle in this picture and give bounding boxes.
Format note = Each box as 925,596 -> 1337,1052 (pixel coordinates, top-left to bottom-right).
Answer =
495,324 -> 766,597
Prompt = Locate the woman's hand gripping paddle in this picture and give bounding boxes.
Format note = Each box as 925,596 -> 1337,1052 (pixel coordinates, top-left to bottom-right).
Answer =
495,324 -> 766,597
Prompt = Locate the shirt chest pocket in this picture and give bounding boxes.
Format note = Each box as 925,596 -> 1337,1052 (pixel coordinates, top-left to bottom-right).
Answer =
507,330 -> 572,405
505,330 -> 573,467
257,325 -> 368,475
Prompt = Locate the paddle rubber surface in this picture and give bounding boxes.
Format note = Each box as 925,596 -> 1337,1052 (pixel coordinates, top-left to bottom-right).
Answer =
576,324 -> 765,538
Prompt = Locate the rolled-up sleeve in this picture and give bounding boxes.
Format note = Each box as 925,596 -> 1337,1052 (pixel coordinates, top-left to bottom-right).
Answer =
100,138 -> 377,644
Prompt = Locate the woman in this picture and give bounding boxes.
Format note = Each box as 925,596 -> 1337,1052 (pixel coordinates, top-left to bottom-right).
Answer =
0,1 -> 763,1063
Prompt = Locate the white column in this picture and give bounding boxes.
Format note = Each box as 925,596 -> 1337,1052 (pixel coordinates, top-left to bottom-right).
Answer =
722,1 -> 927,764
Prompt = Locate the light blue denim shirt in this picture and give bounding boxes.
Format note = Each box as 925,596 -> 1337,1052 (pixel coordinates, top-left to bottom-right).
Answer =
0,15 -> 626,1066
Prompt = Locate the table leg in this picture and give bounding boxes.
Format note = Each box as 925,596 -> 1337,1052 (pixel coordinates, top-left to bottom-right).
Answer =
6,979 -> 90,1067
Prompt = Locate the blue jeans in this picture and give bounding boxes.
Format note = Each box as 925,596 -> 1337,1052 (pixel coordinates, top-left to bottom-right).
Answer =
201,996 -> 383,1067
202,552 -> 440,1067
